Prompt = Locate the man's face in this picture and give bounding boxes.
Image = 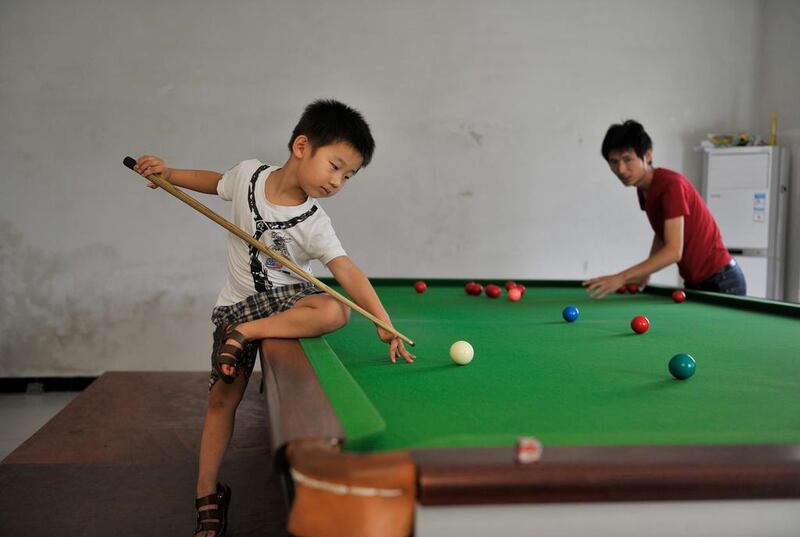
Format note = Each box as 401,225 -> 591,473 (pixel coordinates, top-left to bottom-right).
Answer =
606,148 -> 652,187
297,139 -> 364,198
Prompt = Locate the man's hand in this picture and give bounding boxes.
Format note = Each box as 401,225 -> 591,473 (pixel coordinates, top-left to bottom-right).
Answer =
134,155 -> 172,188
583,273 -> 627,299
635,275 -> 650,290
377,325 -> 415,364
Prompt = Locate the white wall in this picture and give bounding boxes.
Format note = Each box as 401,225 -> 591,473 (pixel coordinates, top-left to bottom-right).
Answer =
759,0 -> 800,302
1,0 -> 788,376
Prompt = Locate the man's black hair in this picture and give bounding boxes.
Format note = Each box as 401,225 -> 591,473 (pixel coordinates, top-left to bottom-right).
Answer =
289,99 -> 375,167
601,120 -> 653,163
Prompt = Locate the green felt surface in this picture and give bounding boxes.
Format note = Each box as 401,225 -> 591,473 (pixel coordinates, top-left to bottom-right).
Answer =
299,337 -> 386,446
304,282 -> 800,453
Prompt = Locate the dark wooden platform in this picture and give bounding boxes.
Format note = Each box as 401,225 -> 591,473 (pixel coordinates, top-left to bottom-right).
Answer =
0,372 -> 289,536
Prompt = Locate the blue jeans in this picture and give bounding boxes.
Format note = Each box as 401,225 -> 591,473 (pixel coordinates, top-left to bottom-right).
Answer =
687,259 -> 747,296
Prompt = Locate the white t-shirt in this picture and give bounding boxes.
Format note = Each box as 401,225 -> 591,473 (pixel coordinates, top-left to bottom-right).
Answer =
214,159 -> 346,307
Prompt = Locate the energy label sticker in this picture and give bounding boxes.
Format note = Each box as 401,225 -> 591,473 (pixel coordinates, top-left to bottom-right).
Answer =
753,192 -> 766,222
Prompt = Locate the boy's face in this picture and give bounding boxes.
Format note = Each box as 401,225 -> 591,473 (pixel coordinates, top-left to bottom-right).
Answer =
606,148 -> 652,188
294,137 -> 364,198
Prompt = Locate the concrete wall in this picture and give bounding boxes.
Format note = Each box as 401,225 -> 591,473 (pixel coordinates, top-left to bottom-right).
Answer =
1,0 -> 790,376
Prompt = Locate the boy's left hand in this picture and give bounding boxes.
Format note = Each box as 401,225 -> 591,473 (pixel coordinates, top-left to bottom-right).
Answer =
583,273 -> 626,299
377,326 -> 416,364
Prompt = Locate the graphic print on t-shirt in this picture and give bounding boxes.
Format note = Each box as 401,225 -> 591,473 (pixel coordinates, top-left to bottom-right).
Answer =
263,231 -> 293,275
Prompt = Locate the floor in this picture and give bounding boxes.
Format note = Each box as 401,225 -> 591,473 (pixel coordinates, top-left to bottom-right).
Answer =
0,372 -> 290,537
0,392 -> 79,462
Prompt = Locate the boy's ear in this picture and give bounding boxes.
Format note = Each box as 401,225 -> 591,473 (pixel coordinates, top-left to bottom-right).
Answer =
292,135 -> 309,159
644,149 -> 654,166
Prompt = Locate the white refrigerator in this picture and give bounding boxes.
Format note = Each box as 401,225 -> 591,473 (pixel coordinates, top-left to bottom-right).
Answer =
700,146 -> 790,300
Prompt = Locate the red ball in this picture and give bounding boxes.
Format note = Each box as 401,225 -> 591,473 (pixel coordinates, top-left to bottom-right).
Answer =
616,286 -> 627,294
514,284 -> 526,296
504,281 -> 517,291
672,290 -> 687,303
414,281 -> 427,293
468,283 -> 483,296
486,284 -> 501,298
630,315 -> 650,334
626,283 -> 639,294
465,281 -> 476,295
507,287 -> 522,302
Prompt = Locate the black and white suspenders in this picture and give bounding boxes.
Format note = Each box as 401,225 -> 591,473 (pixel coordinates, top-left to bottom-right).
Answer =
246,165 -> 318,291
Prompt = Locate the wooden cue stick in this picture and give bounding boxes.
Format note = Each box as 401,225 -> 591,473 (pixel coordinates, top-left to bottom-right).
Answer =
122,156 -> 415,347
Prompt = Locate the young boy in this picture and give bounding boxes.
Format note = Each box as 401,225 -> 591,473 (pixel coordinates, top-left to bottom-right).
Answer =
133,99 -> 414,537
583,120 -> 746,298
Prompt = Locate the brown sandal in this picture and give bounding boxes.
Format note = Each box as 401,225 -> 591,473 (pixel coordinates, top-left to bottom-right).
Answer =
194,482 -> 231,536
212,323 -> 248,384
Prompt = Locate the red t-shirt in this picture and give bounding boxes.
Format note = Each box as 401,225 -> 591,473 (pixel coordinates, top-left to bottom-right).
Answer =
637,168 -> 731,285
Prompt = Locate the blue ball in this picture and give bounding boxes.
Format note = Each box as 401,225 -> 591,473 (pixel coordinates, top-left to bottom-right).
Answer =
562,305 -> 579,322
669,353 -> 696,380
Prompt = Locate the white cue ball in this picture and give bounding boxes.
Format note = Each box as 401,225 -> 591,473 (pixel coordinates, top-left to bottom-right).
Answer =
449,340 -> 474,365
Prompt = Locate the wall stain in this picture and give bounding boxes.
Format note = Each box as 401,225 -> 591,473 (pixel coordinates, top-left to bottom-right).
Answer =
459,123 -> 484,146
0,219 -> 211,376
468,129 -> 484,146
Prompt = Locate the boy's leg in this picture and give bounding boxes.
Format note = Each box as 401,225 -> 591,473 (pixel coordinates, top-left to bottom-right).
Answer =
201,290 -> 341,471
217,295 -> 349,377
241,294 -> 350,339
196,285 -> 328,534
195,373 -> 248,536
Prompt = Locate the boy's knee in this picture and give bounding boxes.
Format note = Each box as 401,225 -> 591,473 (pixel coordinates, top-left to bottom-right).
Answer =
207,386 -> 242,413
337,303 -> 351,327
322,299 -> 350,331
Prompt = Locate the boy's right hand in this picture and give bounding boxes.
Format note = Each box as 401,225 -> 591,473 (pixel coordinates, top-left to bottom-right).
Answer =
377,325 -> 416,364
134,155 -> 172,188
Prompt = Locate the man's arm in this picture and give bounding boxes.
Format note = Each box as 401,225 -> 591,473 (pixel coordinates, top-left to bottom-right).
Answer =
649,233 -> 665,258
583,216 -> 684,298
326,256 -> 415,364
134,155 -> 221,195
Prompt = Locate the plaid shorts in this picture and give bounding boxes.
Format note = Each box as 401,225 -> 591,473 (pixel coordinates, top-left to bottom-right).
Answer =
208,282 -> 324,390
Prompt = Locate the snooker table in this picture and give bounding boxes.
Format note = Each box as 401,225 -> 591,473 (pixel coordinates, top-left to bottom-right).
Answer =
258,280 -> 800,537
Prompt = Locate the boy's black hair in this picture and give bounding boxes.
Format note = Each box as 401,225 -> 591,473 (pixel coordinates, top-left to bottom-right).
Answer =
289,99 -> 375,167
601,120 -> 653,163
